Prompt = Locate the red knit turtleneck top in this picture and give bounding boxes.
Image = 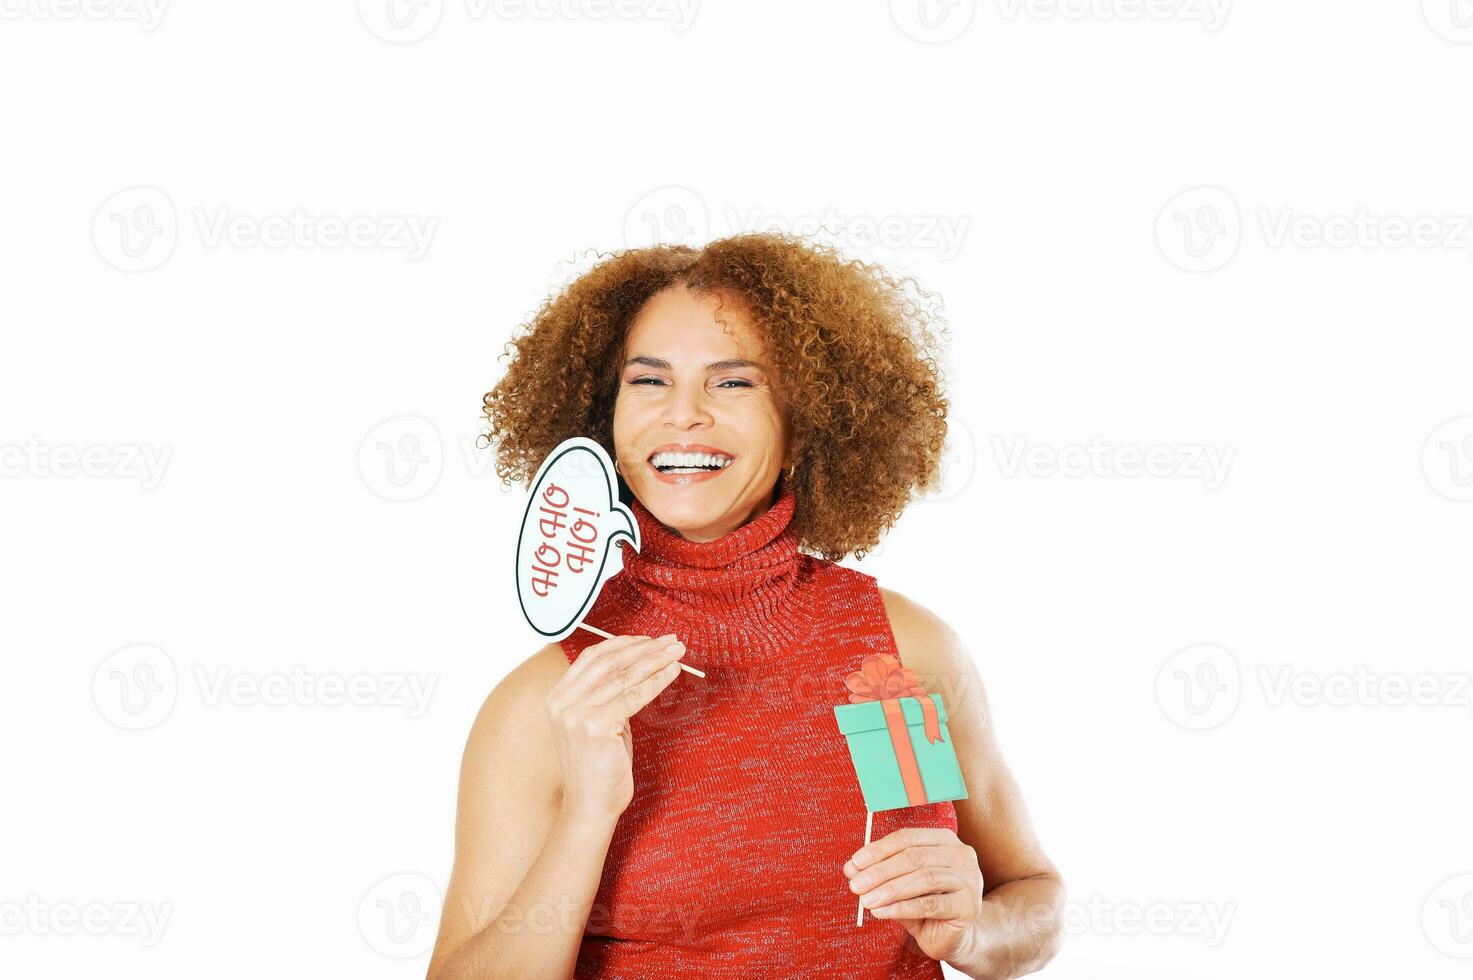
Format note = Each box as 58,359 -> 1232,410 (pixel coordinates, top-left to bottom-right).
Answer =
558,486 -> 958,978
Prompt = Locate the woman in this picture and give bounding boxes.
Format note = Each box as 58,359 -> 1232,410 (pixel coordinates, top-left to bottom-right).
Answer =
427,233 -> 1064,979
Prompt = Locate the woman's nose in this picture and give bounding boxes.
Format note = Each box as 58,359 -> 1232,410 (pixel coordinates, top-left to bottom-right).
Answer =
662,382 -> 714,427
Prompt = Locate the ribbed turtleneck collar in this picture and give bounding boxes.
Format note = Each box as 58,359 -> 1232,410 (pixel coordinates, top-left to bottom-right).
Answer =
599,486 -> 814,668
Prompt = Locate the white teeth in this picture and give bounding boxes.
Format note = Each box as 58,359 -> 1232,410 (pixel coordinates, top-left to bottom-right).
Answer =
649,451 -> 734,470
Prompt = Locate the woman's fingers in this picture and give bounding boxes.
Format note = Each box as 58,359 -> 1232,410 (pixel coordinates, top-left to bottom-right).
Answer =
619,658 -> 687,718
844,827 -> 984,926
556,634 -> 665,702
868,887 -> 972,922
845,826 -> 958,876
586,639 -> 687,715
559,633 -> 652,687
856,865 -> 963,912
575,635 -> 680,699
847,844 -> 948,898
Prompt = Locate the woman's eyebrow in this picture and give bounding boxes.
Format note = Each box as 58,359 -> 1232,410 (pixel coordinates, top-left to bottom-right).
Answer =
624,355 -> 762,372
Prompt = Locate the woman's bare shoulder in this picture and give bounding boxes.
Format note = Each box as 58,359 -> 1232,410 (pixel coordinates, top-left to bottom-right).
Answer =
471,641 -> 569,724
504,642 -> 574,698
459,643 -> 571,797
877,586 -> 969,685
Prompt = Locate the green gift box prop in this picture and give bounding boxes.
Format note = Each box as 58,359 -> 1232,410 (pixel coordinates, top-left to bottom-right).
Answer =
834,654 -> 969,926
834,692 -> 969,812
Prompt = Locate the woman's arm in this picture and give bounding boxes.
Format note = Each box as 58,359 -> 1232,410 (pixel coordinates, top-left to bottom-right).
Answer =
879,588 -> 1065,980
426,634 -> 690,980
425,644 -> 603,980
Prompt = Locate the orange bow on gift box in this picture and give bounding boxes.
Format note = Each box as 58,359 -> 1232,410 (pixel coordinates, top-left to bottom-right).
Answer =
843,653 -> 946,815
844,653 -> 945,744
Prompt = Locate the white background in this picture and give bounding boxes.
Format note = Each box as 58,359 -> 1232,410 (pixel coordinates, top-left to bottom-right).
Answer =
3,2 -> 1472,978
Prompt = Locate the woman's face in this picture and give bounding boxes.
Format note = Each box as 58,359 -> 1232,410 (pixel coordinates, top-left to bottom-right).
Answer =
613,286 -> 792,542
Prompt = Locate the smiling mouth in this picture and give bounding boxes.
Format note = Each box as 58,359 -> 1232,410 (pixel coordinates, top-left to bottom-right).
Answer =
647,451 -> 736,475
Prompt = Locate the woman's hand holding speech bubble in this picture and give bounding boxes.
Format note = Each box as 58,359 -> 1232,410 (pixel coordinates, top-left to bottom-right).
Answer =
544,633 -> 692,820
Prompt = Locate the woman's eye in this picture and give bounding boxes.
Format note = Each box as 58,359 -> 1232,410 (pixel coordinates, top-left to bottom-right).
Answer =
627,377 -> 753,388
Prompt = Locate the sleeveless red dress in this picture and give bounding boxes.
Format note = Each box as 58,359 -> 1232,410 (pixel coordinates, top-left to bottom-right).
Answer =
558,485 -> 958,978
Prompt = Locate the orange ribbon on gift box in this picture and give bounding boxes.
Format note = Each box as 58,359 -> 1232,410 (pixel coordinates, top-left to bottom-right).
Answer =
844,653 -> 945,807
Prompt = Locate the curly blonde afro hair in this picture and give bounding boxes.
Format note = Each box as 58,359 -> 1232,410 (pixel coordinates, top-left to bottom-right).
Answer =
481,231 -> 950,561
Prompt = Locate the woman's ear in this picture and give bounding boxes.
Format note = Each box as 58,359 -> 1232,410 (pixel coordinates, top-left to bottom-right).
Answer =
785,430 -> 804,470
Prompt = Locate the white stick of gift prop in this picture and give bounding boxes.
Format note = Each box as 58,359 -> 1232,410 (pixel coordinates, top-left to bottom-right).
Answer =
515,436 -> 704,678
856,809 -> 873,927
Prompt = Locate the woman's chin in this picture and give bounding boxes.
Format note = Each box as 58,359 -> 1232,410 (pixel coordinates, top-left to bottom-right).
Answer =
638,484 -> 739,535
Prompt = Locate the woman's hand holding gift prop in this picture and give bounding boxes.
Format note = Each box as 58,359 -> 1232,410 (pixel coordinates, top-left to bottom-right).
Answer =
834,654 -> 971,929
844,826 -> 985,964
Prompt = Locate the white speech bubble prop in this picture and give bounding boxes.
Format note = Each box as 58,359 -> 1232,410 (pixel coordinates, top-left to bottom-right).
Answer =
515,437 -> 639,642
